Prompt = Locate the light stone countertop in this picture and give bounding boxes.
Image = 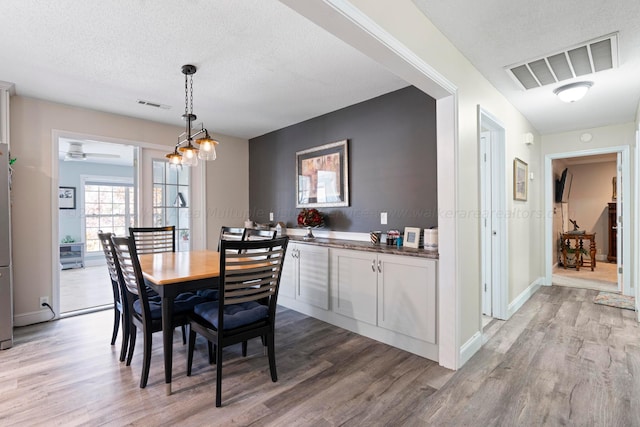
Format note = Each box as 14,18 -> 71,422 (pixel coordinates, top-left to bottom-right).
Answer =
287,235 -> 438,259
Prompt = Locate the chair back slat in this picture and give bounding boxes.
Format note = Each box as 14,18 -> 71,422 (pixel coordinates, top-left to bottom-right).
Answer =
218,226 -> 247,252
129,226 -> 176,254
244,229 -> 277,241
219,239 -> 288,313
111,236 -> 144,299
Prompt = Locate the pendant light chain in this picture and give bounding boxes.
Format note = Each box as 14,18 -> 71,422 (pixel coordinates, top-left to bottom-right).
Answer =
189,74 -> 194,116
184,72 -> 189,116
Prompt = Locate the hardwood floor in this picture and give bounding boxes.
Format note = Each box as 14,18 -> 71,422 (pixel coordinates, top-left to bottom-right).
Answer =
1,285 -> 638,426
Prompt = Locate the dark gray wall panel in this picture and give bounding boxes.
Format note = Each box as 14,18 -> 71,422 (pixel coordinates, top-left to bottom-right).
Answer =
249,86 -> 437,233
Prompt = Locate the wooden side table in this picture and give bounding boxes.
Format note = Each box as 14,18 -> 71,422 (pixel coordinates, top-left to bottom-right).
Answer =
561,233 -> 596,271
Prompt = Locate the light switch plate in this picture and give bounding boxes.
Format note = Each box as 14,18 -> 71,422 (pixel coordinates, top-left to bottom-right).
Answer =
381,212 -> 387,225
269,212 -> 274,221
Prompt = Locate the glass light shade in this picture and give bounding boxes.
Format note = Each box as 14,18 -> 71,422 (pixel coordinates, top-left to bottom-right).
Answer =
196,134 -> 219,161
166,151 -> 182,165
179,145 -> 199,167
553,82 -> 593,103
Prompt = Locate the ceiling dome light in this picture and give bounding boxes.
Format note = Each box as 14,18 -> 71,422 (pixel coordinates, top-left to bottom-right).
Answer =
553,81 -> 593,103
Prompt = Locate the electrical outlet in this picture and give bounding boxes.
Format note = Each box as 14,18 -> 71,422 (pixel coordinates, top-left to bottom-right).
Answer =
269,212 -> 274,221
381,212 -> 387,225
39,296 -> 49,308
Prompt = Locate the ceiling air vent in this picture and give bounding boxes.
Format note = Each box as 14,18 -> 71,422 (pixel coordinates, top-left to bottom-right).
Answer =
506,33 -> 618,90
136,99 -> 171,109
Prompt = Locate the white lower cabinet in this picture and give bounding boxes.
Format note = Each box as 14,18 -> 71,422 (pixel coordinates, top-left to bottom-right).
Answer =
331,249 -> 377,325
377,254 -> 437,344
331,249 -> 437,345
280,242 -> 438,361
280,242 -> 329,309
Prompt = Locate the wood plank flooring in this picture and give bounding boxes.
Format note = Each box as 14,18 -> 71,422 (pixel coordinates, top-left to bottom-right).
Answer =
1,285 -> 638,426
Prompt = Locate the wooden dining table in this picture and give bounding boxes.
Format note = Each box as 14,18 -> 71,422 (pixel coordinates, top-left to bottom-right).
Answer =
138,249 -> 221,396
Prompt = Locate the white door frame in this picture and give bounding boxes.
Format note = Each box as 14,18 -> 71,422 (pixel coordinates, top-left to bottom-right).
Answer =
478,107 -> 508,321
544,146 -> 631,295
51,130 -> 207,318
635,127 -> 639,318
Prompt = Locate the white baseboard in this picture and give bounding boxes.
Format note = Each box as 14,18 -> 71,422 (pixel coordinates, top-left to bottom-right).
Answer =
14,310 -> 55,327
507,277 -> 544,318
459,331 -> 482,367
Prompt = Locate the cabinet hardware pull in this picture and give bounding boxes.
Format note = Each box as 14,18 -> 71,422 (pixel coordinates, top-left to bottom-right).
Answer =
377,260 -> 382,273
371,260 -> 376,272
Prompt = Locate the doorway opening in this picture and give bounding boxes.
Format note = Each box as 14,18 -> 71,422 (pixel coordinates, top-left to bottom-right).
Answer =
57,137 -> 136,316
545,147 -> 630,297
478,107 -> 507,328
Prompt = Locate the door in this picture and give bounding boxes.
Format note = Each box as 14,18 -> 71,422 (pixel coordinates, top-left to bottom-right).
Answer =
296,244 -> 329,309
331,249 -> 377,325
478,107 -> 507,320
480,132 -> 492,316
139,148 -> 205,251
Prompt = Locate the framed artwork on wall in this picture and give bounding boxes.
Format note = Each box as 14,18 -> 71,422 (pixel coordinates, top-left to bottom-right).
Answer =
296,139 -> 349,208
513,158 -> 528,201
59,186 -> 76,209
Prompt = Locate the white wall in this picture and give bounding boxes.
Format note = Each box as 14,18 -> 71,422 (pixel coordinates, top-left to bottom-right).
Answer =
10,96 -> 249,324
342,0 -> 543,351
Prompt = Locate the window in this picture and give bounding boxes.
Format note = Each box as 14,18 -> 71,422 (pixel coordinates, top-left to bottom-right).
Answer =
84,183 -> 135,252
153,161 -> 191,251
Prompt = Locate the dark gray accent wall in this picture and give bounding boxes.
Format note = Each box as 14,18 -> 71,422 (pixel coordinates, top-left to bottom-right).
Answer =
249,86 -> 437,233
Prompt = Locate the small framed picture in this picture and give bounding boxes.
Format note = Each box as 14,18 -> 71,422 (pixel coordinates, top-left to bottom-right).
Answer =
513,158 -> 528,201
403,227 -> 421,249
59,186 -> 76,210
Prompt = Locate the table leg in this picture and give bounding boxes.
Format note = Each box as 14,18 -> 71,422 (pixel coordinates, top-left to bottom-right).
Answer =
590,239 -> 597,271
162,296 -> 174,396
562,239 -> 568,269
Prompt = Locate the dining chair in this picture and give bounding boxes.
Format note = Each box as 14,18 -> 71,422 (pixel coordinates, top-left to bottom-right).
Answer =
129,226 -> 176,254
186,236 -> 289,407
129,225 -> 191,344
111,235 -> 206,388
97,232 -> 129,362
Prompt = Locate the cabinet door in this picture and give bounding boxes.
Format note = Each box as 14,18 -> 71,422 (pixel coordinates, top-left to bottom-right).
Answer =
331,249 -> 377,325
297,244 -> 329,309
279,244 -> 297,299
377,254 -> 437,344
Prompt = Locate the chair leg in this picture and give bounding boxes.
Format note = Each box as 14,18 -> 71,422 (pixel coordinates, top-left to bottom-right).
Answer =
140,328 -> 152,388
181,325 -> 187,345
216,343 -> 223,407
242,341 -> 248,357
267,333 -> 277,382
126,325 -> 137,366
111,307 -> 120,345
208,341 -> 215,365
187,327 -> 197,376
119,313 -> 129,362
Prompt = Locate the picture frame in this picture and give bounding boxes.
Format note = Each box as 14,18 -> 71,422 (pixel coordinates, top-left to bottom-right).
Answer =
513,158 -> 528,201
59,186 -> 76,209
403,227 -> 421,249
296,139 -> 349,208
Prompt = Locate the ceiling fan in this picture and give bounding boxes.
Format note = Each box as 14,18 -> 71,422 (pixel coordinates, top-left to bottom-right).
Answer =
62,142 -> 120,161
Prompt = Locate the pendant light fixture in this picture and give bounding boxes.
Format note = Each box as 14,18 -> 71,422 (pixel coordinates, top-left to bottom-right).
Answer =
166,64 -> 219,166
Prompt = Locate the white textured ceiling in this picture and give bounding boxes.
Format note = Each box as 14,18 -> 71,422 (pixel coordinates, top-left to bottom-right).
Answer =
413,0 -> 640,134
0,0 -> 407,140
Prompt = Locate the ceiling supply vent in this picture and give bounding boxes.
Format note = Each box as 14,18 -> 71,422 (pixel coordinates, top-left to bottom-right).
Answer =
136,99 -> 171,109
505,33 -> 618,90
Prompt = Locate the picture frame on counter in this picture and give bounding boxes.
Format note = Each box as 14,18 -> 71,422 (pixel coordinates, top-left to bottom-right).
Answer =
296,139 -> 349,208
403,227 -> 421,249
